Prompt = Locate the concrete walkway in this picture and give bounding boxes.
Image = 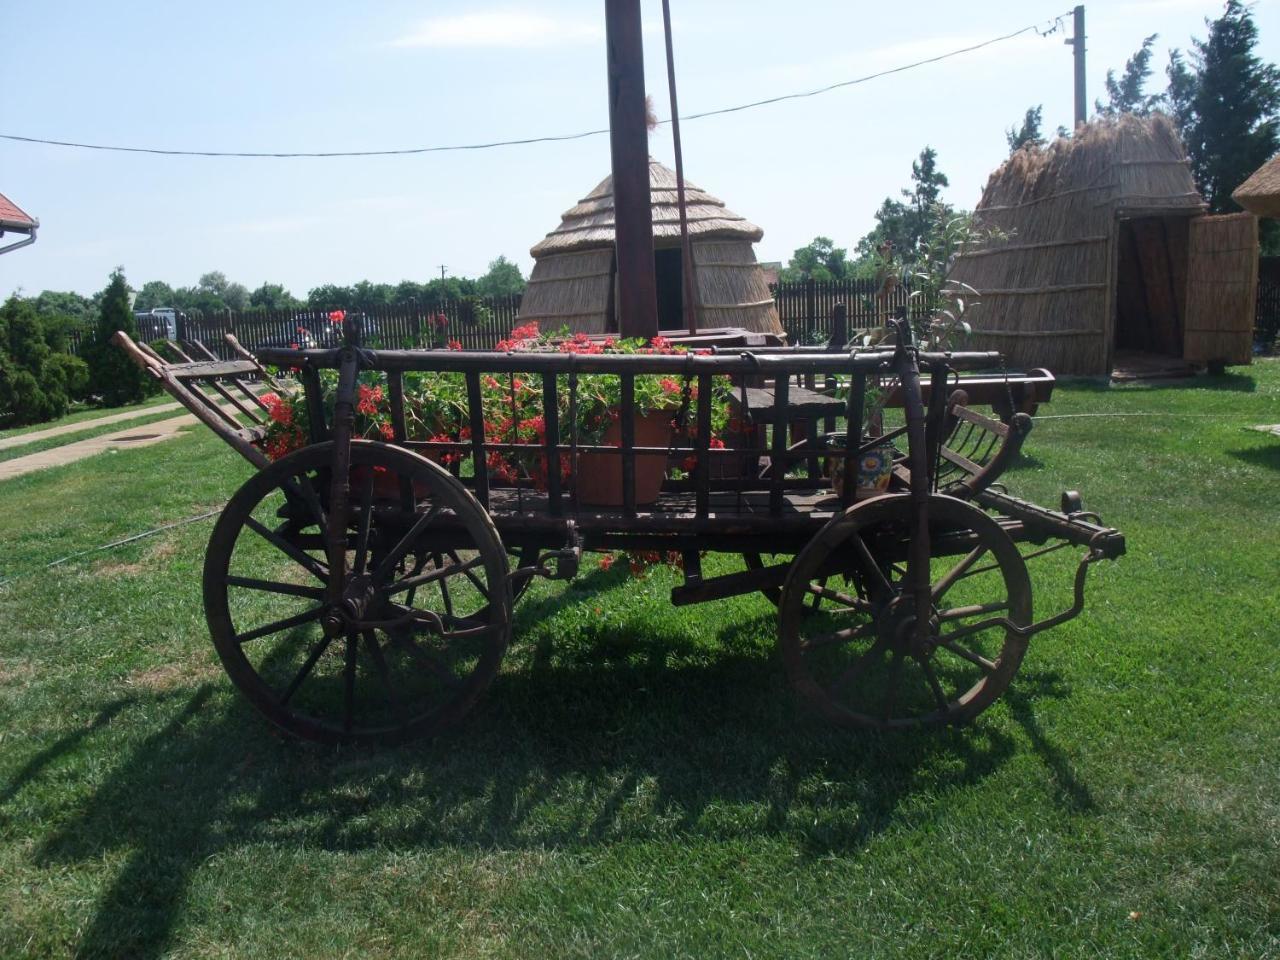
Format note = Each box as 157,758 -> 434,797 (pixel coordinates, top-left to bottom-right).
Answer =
0,414 -> 201,482
0,401 -> 183,452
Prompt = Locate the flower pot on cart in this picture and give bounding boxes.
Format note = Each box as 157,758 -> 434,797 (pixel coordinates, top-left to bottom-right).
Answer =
575,410 -> 673,507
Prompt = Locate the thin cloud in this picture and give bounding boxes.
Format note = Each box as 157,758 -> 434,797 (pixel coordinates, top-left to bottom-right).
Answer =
392,10 -> 602,49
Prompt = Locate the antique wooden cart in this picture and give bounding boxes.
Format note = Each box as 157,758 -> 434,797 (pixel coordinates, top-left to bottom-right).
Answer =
114,319 -> 1124,744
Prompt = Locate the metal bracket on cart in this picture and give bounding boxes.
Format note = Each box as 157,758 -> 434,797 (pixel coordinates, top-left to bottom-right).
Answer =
512,522 -> 582,588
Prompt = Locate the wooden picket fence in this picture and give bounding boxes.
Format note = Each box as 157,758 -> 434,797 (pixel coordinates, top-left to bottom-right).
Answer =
63,269 -> 1280,356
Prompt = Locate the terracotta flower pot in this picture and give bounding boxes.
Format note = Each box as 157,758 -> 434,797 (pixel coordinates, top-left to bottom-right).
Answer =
349,464 -> 430,501
575,409 -> 673,507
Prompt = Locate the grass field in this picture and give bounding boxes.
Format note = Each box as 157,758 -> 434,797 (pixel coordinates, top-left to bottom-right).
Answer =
1,362 -> 1278,958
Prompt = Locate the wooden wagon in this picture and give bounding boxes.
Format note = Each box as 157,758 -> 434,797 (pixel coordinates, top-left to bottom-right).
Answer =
113,318 -> 1123,743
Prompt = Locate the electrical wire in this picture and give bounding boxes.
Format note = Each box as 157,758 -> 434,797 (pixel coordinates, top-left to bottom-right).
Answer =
0,12 -> 1072,160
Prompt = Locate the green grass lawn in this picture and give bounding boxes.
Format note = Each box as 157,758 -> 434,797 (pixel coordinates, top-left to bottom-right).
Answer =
1,362 -> 1278,958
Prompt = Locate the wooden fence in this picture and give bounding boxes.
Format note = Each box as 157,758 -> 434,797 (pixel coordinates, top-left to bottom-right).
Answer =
62,269 -> 1280,356
771,278 -> 920,343
1257,257 -> 1280,349
68,296 -> 524,358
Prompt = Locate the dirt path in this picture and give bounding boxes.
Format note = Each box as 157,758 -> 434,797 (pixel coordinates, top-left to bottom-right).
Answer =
0,401 -> 183,452
0,414 -> 204,482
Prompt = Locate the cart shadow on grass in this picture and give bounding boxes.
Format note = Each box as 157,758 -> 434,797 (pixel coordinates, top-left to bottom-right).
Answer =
17,572 -> 1091,958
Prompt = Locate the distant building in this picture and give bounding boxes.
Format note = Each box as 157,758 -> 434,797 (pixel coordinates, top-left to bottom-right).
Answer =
0,191 -> 38,255
519,158 -> 783,335
949,114 -> 1256,375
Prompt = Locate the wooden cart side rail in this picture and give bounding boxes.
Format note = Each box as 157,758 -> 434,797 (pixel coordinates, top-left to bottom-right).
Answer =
112,330 -> 271,469
254,345 -> 1004,377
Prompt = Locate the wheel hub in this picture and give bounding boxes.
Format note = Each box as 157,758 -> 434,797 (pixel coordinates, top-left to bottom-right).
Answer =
876,594 -> 940,657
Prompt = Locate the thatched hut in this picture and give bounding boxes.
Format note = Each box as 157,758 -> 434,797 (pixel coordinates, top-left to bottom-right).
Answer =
950,114 -> 1257,375
518,158 -> 782,335
1233,152 -> 1280,219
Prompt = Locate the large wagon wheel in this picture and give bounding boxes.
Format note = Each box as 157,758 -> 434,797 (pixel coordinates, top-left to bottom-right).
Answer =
779,494 -> 1031,729
204,440 -> 512,744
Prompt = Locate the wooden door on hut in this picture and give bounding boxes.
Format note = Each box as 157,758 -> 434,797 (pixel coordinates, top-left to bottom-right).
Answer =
608,247 -> 687,331
1113,214 -> 1191,358
1183,213 -> 1257,368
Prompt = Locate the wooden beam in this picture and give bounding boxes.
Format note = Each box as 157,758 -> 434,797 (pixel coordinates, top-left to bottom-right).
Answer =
605,0 -> 658,340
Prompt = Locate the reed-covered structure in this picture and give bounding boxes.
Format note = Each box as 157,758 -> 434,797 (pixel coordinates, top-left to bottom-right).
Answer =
1233,152 -> 1280,219
518,158 -> 782,335
950,114 -> 1257,375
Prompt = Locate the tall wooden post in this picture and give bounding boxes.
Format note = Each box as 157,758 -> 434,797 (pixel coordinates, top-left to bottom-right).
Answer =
1067,5 -> 1086,129
661,0 -> 699,335
605,0 -> 659,340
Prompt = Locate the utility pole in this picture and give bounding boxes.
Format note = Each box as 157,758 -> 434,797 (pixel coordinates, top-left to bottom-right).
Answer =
438,265 -> 447,282
1065,5 -> 1087,128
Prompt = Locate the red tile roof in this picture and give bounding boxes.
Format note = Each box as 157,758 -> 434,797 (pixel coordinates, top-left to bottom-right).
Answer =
0,192 -> 36,229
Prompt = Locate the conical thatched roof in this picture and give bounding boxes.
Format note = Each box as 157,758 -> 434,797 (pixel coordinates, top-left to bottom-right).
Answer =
948,113 -> 1206,374
530,158 -> 763,257
1232,153 -> 1280,218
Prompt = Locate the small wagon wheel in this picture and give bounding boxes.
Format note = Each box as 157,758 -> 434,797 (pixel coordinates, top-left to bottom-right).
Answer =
778,493 -> 1032,729
204,440 -> 512,744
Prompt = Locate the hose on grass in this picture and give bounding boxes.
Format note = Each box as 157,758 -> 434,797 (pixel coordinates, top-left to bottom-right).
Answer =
0,508 -> 223,589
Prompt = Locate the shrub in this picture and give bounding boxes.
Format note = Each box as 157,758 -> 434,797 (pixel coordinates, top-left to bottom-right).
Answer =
0,295 -> 79,426
83,268 -> 151,407
46,353 -> 90,402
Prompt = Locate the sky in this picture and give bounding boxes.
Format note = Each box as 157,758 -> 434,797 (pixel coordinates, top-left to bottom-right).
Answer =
2,0 -> 1277,301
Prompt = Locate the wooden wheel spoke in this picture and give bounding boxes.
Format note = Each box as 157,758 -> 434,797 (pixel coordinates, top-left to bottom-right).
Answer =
937,601 -> 1009,622
236,606 -> 323,645
808,577 -> 827,611
801,621 -> 875,653
920,656 -> 950,713
931,544 -> 989,602
371,503 -> 441,585
384,554 -> 483,598
353,474 -> 376,576
434,554 -> 455,618
447,551 -> 492,602
938,615 -> 1010,646
363,630 -> 407,723
939,641 -> 997,674
246,516 -> 329,583
806,582 -> 872,612
849,533 -> 892,597
279,634 -> 333,705
225,575 -> 325,601
828,638 -> 889,696
279,473 -> 328,531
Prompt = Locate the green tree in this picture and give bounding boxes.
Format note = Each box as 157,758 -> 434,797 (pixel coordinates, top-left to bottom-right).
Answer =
476,256 -> 526,298
780,237 -> 851,282
1096,34 -> 1161,117
133,280 -> 177,312
350,281 -> 396,311
854,146 -> 953,265
307,284 -> 355,310
84,269 -> 149,407
31,290 -> 92,323
1166,1 -> 1279,216
1007,105 -> 1046,154
0,296 -> 83,425
248,282 -> 302,310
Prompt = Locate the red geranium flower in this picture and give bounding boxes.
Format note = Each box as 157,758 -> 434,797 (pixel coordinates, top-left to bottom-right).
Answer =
328,310 -> 345,325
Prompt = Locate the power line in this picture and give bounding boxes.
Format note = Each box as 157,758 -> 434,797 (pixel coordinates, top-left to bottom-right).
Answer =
0,13 -> 1072,160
